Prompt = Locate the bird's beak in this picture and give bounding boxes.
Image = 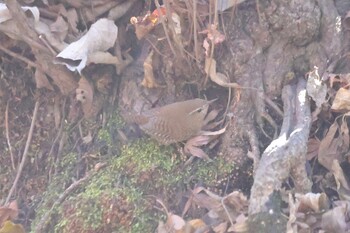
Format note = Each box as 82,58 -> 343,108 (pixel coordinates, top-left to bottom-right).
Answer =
206,98 -> 218,105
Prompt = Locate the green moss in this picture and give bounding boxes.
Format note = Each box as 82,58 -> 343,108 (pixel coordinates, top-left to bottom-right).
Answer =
32,120 -> 234,232
30,152 -> 79,233
189,158 -> 234,185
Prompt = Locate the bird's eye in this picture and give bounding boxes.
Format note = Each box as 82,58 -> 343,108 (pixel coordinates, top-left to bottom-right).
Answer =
189,107 -> 204,115
196,108 -> 203,113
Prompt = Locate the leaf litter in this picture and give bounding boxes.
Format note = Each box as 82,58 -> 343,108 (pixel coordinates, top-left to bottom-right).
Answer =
0,1 -> 350,232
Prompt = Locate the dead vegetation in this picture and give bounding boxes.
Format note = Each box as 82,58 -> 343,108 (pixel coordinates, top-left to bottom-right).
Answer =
0,0 -> 350,232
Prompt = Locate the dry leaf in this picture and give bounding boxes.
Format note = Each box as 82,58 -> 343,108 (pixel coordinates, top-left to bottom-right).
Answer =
200,127 -> 226,136
0,221 -> 25,233
94,162 -> 107,172
205,57 -> 242,89
50,15 -> 68,42
56,18 -> 118,73
186,219 -> 207,231
203,109 -> 220,128
156,199 -> 186,233
321,202 -> 350,233
87,51 -> 132,75
340,117 -> 350,153
33,16 -> 67,51
34,69 -> 54,91
317,122 -> 341,171
192,188 -> 248,225
80,1 -> 120,23
108,0 -> 138,21
82,131 -> 92,144
306,67 -> 327,108
95,70 -> 113,94
141,50 -> 161,88
156,221 -> 167,233
167,214 -> 186,231
306,138 -> 320,160
184,135 -> 211,160
76,76 -> 93,117
331,88 -> 350,112
328,73 -> 350,88
0,3 -> 39,24
213,221 -> 228,233
0,200 -> 19,226
295,193 -> 330,213
217,0 -> 247,12
331,160 -> 350,201
66,8 -> 79,35
201,24 -> 225,45
171,13 -> 181,35
227,214 -> 248,232
132,21 -> 155,40
130,7 -> 165,40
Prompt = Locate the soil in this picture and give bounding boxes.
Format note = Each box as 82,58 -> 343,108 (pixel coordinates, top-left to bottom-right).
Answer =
1,0 -> 350,232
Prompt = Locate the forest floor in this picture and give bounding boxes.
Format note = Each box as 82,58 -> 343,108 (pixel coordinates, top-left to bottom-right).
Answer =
1,0 -> 350,233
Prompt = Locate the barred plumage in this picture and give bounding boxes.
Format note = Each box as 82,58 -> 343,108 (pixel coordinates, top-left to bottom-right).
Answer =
125,99 -> 214,145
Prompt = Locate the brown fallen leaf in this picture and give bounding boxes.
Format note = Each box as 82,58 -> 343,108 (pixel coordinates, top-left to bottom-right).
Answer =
321,201 -> 350,233
0,200 -> 18,226
184,135 -> 211,160
340,117 -> 350,154
192,187 -> 248,227
76,76 -> 94,117
217,0 -> 247,12
49,15 -> 68,42
200,24 -> 226,45
295,193 -> 330,213
317,121 -> 342,171
155,199 -> 186,233
331,160 -> 350,201
328,73 -> 350,88
306,66 -> 327,108
306,138 -> 320,160
213,221 -> 228,233
205,57 -> 242,89
84,93 -> 105,119
0,221 -> 25,233
331,87 -> 350,112
227,213 -> 248,232
141,50 -> 162,88
34,69 -> 54,91
130,7 -> 166,40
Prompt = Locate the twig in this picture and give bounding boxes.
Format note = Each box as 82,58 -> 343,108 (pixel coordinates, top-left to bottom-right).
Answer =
0,44 -> 39,69
145,37 -> 165,57
48,99 -> 67,182
164,0 -> 184,57
193,0 -> 200,63
204,0 -> 219,85
35,164 -> 107,233
5,101 -> 40,204
256,0 -> 262,25
0,25 -> 48,53
154,0 -> 177,57
5,101 -> 15,170
38,35 -> 57,55
221,196 -> 235,227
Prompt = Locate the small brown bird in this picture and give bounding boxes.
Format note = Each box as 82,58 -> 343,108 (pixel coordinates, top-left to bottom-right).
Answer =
125,98 -> 215,145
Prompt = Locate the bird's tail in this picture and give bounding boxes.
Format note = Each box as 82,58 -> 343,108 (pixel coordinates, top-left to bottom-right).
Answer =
120,111 -> 149,125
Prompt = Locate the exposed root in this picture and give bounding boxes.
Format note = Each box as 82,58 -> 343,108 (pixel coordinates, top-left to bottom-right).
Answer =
249,79 -> 312,215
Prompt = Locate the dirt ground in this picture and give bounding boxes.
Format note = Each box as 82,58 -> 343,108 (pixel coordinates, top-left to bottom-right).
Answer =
1,0 -> 350,232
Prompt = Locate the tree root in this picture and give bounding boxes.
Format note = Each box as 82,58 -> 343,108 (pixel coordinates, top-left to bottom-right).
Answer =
249,78 -> 312,215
